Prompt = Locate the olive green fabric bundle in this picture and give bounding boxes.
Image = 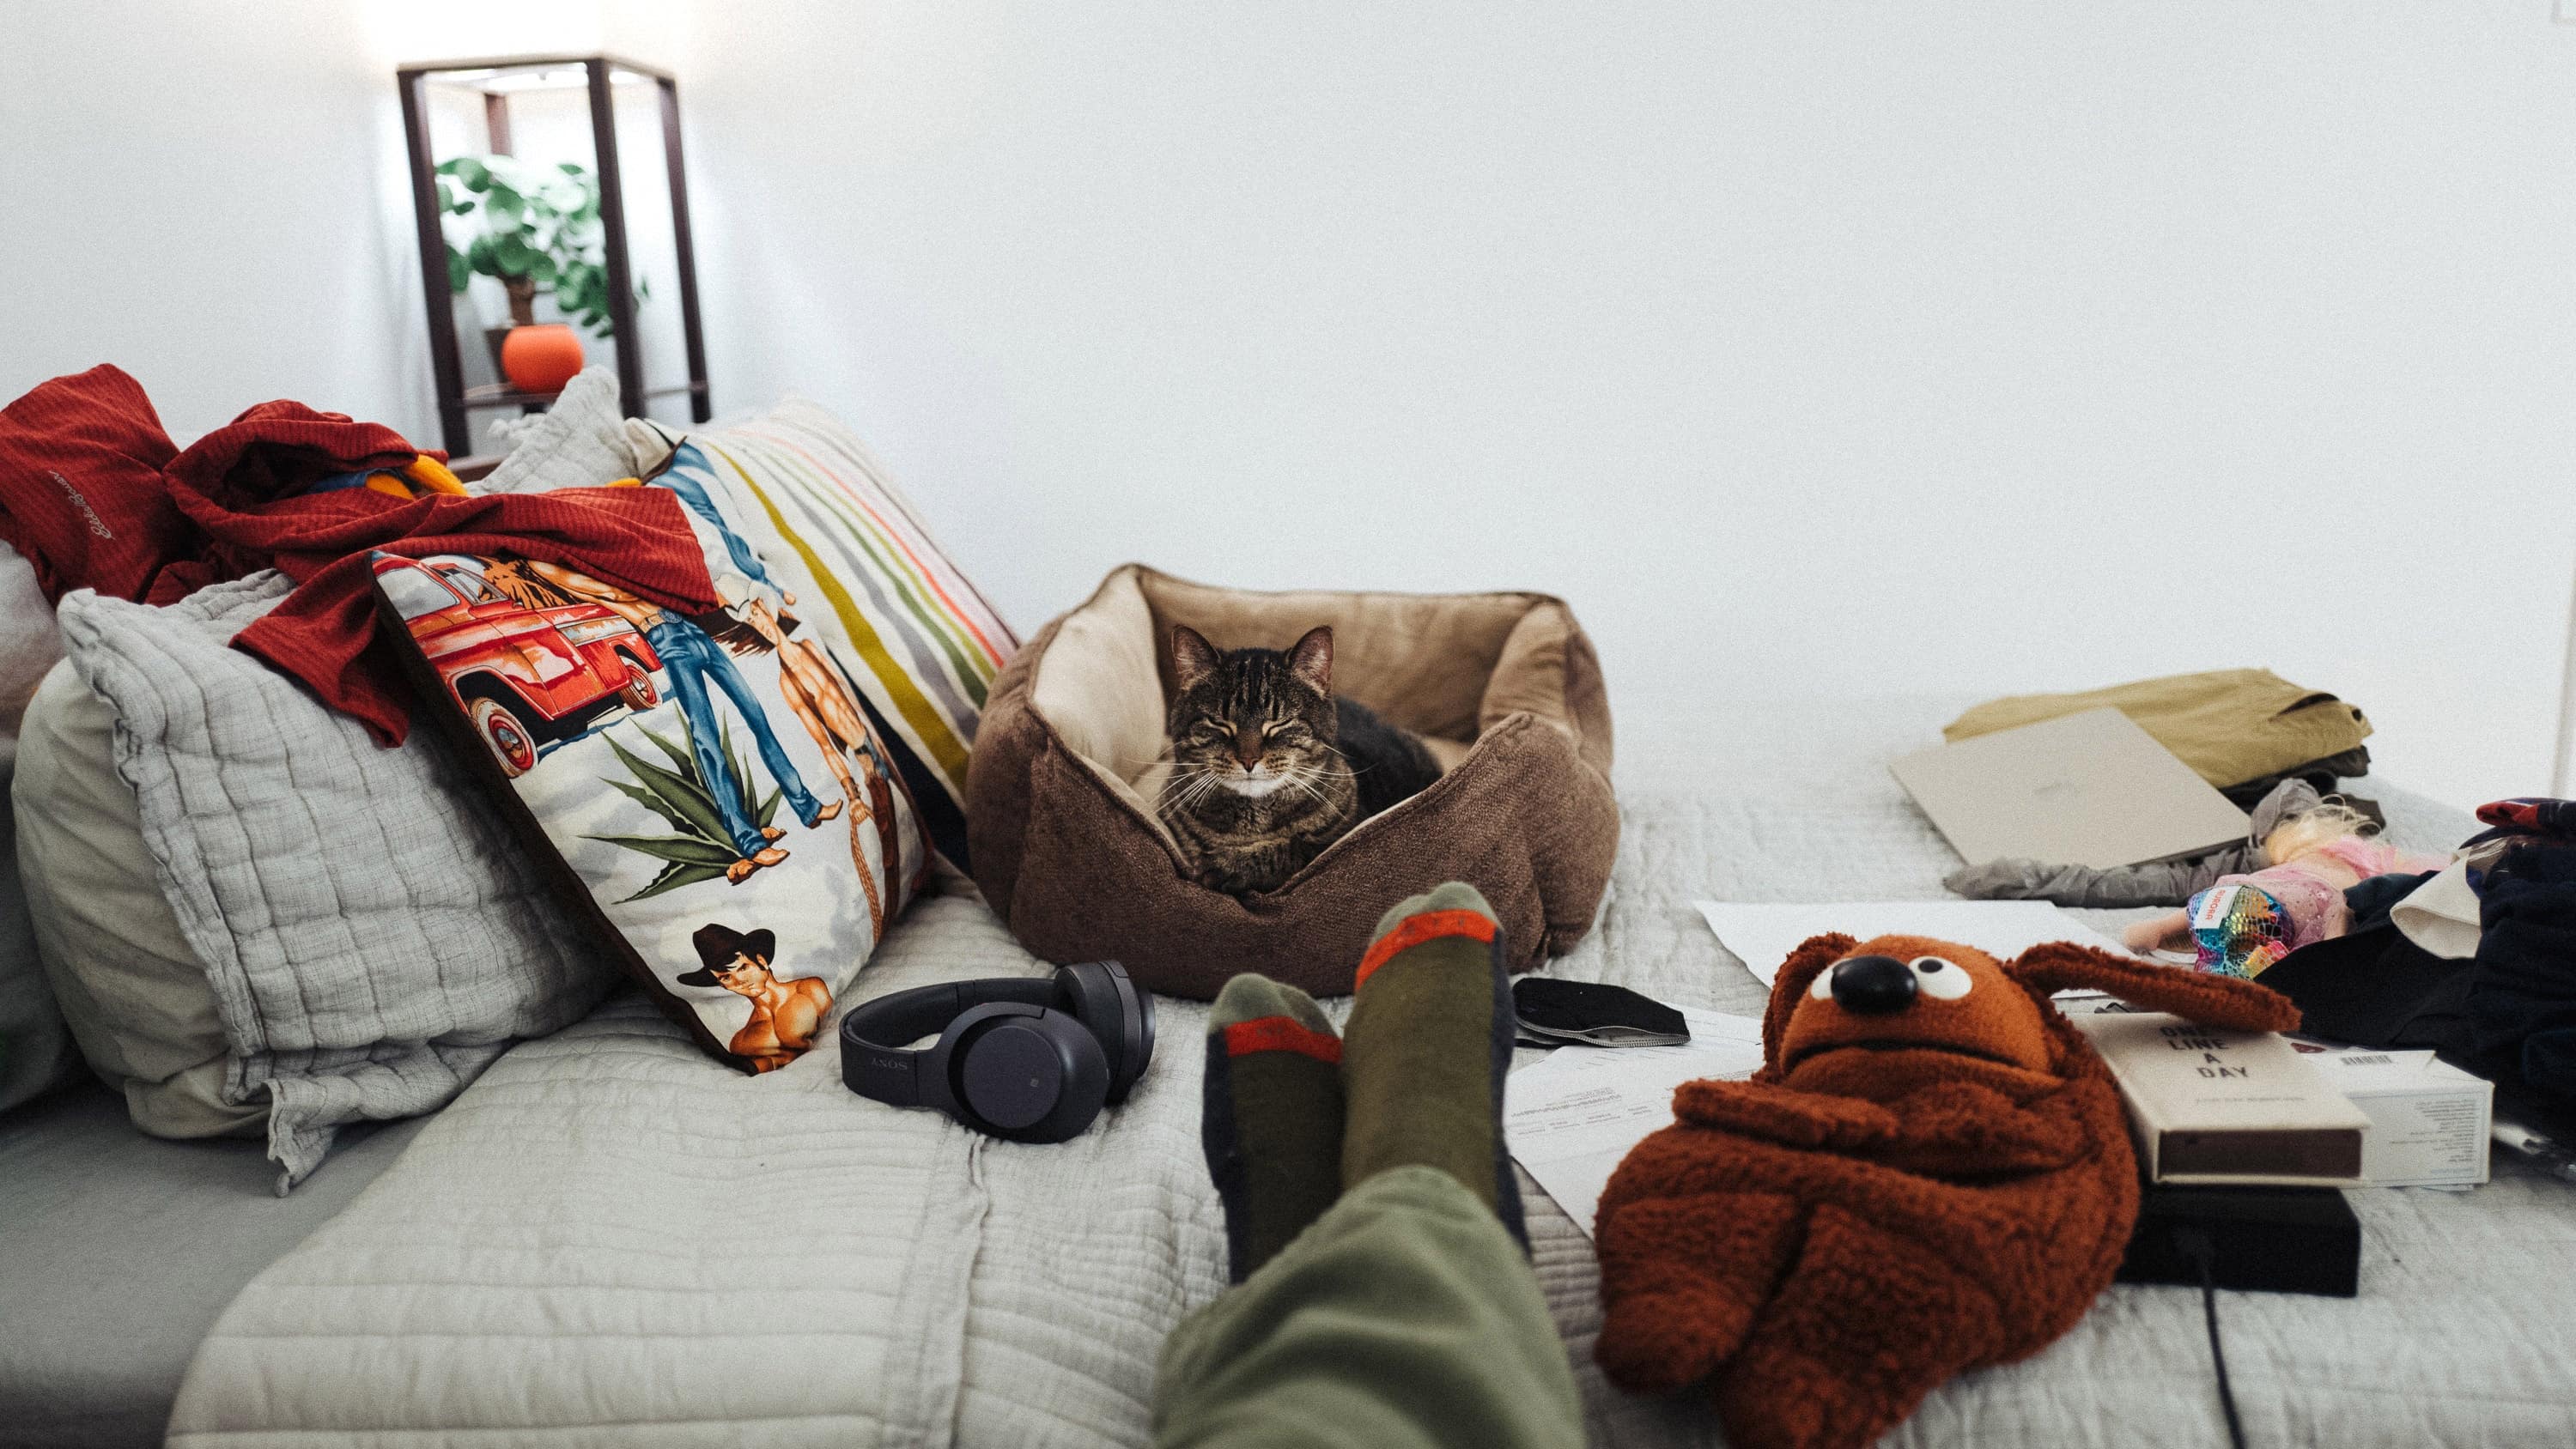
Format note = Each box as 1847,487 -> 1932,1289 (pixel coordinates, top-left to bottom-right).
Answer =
1944,669 -> 2372,794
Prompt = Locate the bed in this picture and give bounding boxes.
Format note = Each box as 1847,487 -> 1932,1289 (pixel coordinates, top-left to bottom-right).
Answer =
0,1082 -> 423,1449
12,699 -> 2573,1446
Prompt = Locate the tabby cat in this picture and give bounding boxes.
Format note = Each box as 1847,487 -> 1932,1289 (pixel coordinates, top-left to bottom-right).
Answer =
1157,624 -> 1442,895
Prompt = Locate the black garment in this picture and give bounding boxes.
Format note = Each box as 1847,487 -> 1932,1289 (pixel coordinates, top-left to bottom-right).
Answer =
2266,840 -> 2576,1130
2216,748 -> 2374,812
2342,870 -> 2439,935
2471,845 -> 2576,1106
2263,925 -> 2481,1066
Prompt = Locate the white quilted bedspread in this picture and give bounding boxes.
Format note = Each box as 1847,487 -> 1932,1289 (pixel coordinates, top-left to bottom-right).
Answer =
167,702 -> 2576,1446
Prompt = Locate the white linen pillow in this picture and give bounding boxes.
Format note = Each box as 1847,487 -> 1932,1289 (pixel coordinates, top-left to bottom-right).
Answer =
0,542 -> 74,1115
51,575 -> 623,1187
474,367 -> 646,495
13,659 -> 246,1132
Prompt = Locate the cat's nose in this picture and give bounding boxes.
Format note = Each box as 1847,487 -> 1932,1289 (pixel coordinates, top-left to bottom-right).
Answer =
1235,731 -> 1263,768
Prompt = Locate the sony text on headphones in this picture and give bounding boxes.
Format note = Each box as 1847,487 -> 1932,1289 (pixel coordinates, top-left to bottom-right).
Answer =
839,961 -> 1154,1143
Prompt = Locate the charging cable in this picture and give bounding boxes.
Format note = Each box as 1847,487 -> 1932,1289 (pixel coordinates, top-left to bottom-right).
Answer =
2175,1227 -> 2249,1449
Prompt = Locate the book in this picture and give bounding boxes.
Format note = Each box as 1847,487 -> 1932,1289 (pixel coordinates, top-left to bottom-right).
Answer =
1889,707 -> 2250,870
2117,1181 -> 2360,1297
2293,1042 -> 2493,1189
2065,1002 -> 2370,1186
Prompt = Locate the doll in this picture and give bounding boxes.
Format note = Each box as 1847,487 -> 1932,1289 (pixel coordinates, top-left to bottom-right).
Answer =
2122,798 -> 2447,977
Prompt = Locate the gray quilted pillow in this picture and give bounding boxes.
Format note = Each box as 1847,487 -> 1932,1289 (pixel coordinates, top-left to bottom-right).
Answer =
54,573 -> 622,1189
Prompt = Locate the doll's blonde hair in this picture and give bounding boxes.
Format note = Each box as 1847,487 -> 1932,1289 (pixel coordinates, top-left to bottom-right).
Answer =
2260,798 -> 2377,866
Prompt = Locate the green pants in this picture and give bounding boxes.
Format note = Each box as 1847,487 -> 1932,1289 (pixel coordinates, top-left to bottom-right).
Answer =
1152,1165 -> 1583,1449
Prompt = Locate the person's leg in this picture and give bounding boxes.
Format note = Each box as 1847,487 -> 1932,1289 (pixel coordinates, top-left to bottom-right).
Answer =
1200,974 -> 1345,1284
660,459 -> 781,592
1151,885 -> 1577,1449
698,634 -> 834,826
1340,881 -> 1524,1239
1153,1166 -> 1577,1449
644,623 -> 769,858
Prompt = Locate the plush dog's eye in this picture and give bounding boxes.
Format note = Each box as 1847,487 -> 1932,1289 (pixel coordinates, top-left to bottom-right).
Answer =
1910,955 -> 1973,1000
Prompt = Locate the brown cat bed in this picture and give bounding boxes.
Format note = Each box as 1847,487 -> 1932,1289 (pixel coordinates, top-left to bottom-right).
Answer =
966,565 -> 1618,999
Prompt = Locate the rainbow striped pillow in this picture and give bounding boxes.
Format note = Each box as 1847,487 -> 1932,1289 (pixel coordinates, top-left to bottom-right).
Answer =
644,401 -> 1015,873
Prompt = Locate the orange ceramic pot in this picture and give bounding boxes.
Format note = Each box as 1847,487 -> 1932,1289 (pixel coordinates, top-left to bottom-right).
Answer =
500,323 -> 586,395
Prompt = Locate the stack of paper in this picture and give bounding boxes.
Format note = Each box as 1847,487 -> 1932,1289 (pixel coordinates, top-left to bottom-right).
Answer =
1693,900 -> 2132,990
1504,1007 -> 1765,1239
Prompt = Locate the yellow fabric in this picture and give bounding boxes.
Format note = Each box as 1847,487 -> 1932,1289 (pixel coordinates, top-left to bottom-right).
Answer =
1944,669 -> 2372,790
400,455 -> 467,495
357,456 -> 471,501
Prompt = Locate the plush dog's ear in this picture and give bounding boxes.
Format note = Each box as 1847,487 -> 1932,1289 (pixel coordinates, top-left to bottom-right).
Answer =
2007,941 -> 2300,1033
1759,932 -> 1858,1075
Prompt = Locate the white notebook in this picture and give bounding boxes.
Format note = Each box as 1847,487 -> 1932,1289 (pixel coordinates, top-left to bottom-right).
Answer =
1891,707 -> 2251,870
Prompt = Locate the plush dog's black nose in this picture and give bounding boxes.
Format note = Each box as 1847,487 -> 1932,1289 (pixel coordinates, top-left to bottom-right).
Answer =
1830,955 -> 1917,1015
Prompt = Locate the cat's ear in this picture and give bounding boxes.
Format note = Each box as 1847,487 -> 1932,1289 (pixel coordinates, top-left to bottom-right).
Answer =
1287,626 -> 1334,693
1171,625 -> 1219,691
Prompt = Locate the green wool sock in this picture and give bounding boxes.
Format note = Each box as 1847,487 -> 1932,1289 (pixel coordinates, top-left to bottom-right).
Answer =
1202,973 -> 1347,1283
1340,882 -> 1526,1246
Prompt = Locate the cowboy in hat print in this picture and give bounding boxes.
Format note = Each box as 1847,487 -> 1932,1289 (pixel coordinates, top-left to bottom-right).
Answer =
679,923 -> 832,1073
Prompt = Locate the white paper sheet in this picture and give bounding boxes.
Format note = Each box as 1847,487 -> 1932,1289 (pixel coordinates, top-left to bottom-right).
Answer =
1693,900 -> 2132,988
1504,1008 -> 1766,1239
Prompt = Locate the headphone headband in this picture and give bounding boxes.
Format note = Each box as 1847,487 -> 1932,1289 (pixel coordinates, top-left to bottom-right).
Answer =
839,965 -> 1149,1141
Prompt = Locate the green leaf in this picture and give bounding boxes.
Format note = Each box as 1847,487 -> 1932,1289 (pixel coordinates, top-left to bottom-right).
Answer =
601,732 -> 732,846
756,785 -> 781,829
445,246 -> 469,293
448,155 -> 491,191
580,833 -> 739,867
492,233 -> 536,276
603,776 -> 690,833
635,720 -> 696,777
623,859 -> 730,902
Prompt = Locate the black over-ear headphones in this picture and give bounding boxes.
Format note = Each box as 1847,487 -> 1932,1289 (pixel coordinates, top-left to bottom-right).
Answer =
839,961 -> 1154,1143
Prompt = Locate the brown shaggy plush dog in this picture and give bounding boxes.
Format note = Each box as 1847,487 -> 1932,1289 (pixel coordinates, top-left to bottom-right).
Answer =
1593,933 -> 2300,1449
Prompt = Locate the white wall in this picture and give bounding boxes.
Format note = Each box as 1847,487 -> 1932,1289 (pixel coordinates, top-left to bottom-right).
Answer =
0,0 -> 428,439
3,3 -> 2569,809
0,0 -> 684,444
679,1 -> 2576,809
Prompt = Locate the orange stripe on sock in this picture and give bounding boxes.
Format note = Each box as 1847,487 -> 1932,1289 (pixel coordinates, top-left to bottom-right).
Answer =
1354,909 -> 1498,991
1224,1016 -> 1344,1064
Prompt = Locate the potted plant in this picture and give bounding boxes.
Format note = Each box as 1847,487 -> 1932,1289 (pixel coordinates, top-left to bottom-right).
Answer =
435,155 -> 641,395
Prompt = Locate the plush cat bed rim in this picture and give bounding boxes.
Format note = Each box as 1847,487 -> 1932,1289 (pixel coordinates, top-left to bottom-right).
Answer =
1022,564 -> 1602,885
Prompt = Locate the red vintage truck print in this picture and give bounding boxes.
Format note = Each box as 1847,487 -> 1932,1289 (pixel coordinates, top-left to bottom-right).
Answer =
374,553 -> 664,778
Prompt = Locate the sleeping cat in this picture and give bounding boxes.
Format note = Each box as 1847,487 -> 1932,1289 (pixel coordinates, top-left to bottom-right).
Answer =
1157,624 -> 1442,895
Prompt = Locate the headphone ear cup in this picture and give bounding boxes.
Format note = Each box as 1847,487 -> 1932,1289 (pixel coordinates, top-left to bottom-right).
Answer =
1055,961 -> 1143,1101
951,1010 -> 1110,1143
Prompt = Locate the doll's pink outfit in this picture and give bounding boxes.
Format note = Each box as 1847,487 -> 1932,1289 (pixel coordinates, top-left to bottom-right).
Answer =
2191,836 -> 2449,977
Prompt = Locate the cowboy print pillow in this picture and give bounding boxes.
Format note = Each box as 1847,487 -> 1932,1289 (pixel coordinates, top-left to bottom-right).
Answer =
372,459 -> 935,1073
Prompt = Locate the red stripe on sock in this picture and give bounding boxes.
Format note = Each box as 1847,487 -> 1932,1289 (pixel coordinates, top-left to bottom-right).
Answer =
1354,909 -> 1498,991
1224,1016 -> 1344,1064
